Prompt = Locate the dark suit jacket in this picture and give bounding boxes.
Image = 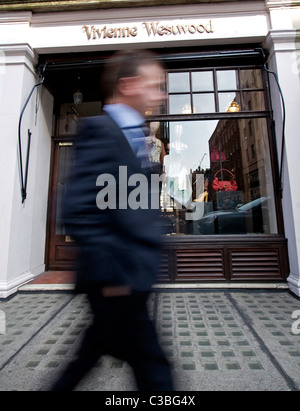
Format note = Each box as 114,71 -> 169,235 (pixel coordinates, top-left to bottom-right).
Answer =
63,113 -> 162,293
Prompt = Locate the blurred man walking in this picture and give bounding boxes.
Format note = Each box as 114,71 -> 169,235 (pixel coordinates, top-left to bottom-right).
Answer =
51,50 -> 173,391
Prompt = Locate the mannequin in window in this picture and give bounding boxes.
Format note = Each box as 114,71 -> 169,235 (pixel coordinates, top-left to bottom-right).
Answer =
145,121 -> 166,173
168,124 -> 188,153
164,123 -> 192,208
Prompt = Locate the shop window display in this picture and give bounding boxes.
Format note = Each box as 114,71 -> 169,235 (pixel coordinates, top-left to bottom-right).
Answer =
154,67 -> 277,235
156,117 -> 277,235
55,67 -> 277,237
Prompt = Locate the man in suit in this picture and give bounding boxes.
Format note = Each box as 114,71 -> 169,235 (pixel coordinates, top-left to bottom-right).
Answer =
51,50 -> 173,391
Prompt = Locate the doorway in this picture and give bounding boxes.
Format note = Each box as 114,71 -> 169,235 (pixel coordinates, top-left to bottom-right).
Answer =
44,49 -> 289,282
46,102 -> 101,269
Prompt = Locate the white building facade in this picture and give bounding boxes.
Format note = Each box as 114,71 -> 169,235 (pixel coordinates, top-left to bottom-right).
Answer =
0,0 -> 300,298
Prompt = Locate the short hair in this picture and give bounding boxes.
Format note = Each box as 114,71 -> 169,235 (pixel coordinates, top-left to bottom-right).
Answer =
101,49 -> 160,101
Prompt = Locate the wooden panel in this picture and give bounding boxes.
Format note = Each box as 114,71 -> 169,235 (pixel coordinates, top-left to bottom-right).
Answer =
230,249 -> 282,280
55,245 -> 78,262
157,251 -> 170,282
48,232 -> 289,283
176,249 -> 225,281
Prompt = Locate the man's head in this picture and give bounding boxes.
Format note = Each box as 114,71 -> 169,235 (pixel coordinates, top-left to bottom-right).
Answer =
101,49 -> 166,117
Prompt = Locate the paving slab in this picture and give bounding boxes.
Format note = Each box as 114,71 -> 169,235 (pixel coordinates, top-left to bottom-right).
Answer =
0,290 -> 299,391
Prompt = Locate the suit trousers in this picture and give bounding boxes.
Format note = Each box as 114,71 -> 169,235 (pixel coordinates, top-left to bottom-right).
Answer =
51,291 -> 173,391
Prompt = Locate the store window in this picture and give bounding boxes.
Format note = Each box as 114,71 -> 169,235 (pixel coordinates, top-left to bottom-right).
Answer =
45,50 -> 287,273
167,68 -> 265,114
53,66 -> 278,237
149,67 -> 278,235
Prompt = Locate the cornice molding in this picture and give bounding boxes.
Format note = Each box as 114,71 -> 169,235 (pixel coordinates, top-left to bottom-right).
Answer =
264,29 -> 300,60
266,1 -> 300,9
0,43 -> 38,73
0,0 -> 261,13
0,11 -> 32,23
29,1 -> 267,26
265,29 -> 297,44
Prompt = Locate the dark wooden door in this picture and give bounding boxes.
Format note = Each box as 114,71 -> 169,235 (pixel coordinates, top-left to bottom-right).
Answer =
46,140 -> 78,270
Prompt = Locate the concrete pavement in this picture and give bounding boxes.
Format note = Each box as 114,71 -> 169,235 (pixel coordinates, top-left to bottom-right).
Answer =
0,288 -> 299,391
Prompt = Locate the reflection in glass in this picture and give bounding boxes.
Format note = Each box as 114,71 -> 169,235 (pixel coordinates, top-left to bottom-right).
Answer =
159,119 -> 277,236
242,91 -> 265,111
167,69 -> 266,115
55,145 -> 75,235
218,92 -> 239,112
217,70 -> 237,90
240,69 -> 263,89
168,72 -> 190,93
192,71 -> 214,92
193,94 -> 215,113
169,94 -> 191,114
227,101 -> 240,112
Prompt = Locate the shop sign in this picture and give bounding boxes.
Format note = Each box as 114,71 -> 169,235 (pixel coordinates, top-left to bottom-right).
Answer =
27,15 -> 268,52
82,20 -> 214,41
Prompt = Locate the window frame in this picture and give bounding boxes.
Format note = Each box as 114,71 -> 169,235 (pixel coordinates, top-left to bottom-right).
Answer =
147,62 -> 285,237
155,64 -> 270,122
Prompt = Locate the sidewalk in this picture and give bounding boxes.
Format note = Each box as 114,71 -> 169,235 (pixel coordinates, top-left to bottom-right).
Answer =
0,283 -> 299,391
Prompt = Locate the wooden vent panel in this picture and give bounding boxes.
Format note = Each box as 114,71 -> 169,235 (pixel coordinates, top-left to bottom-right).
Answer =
157,251 -> 170,282
230,249 -> 282,280
176,249 -> 225,281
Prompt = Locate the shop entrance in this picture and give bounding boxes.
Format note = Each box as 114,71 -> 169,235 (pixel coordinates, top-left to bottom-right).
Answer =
44,48 -> 290,282
47,102 -> 101,270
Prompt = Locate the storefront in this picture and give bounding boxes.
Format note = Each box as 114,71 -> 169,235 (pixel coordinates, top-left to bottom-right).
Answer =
0,0 -> 300,297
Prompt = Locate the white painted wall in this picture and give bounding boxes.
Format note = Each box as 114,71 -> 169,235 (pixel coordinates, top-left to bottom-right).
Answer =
265,1 -> 300,296
0,44 -> 53,297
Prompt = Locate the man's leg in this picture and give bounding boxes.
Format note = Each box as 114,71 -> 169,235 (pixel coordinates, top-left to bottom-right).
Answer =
51,292 -> 173,391
125,294 -> 173,391
101,292 -> 173,391
51,318 -> 104,391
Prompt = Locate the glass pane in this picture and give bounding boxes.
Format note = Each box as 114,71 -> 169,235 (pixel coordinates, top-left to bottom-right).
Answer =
240,69 -> 263,89
242,91 -> 266,111
58,102 -> 102,135
218,92 -> 241,112
55,145 -> 75,235
168,72 -> 190,93
169,94 -> 191,114
217,70 -> 237,90
192,71 -> 214,91
193,94 -> 215,113
157,118 -> 277,236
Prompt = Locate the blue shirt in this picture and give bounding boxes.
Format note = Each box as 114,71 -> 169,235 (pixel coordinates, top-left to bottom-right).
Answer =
103,104 -> 147,159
